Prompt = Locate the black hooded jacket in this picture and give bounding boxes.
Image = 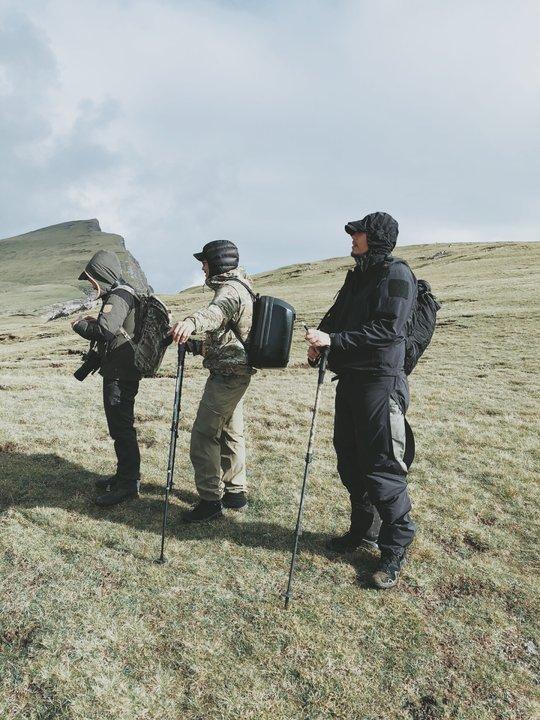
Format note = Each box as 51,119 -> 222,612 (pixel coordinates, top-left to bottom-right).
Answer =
319,213 -> 416,376
73,250 -> 142,381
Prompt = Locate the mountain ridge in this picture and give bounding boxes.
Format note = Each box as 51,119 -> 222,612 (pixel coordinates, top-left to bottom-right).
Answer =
0,219 -> 150,317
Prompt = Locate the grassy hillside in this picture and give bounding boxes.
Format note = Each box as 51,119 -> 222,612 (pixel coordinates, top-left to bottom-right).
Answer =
0,241 -> 539,719
0,220 -> 146,317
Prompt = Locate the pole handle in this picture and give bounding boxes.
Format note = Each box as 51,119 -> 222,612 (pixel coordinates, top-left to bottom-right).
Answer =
318,347 -> 329,383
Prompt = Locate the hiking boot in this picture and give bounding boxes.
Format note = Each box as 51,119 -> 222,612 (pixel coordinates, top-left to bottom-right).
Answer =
95,481 -> 139,507
326,531 -> 377,553
95,476 -> 118,492
222,491 -> 248,510
182,499 -> 223,523
372,551 -> 407,589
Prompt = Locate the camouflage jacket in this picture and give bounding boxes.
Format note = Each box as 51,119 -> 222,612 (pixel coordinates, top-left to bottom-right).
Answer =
185,268 -> 255,376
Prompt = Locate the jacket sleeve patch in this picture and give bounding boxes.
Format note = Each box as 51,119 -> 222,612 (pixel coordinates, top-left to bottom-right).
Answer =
388,279 -> 410,299
102,304 -> 113,313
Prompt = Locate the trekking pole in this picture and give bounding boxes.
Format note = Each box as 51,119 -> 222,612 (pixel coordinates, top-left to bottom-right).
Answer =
157,342 -> 186,564
283,344 -> 329,608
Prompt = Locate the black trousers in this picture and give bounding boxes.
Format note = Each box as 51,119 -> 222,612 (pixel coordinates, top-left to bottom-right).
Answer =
103,378 -> 140,484
333,373 -> 415,556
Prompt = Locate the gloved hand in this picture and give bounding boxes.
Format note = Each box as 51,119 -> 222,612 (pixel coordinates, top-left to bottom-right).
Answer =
186,339 -> 203,356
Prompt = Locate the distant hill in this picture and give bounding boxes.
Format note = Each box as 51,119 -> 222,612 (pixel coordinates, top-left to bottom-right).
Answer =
169,240 -> 539,333
0,219 -> 149,316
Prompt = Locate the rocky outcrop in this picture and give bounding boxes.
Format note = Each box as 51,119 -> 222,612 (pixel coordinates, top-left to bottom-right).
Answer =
42,294 -> 100,321
119,240 -> 153,295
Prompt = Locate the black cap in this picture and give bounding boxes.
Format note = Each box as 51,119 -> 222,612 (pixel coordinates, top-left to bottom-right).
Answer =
193,239 -> 239,277
345,220 -> 368,235
344,212 -> 399,253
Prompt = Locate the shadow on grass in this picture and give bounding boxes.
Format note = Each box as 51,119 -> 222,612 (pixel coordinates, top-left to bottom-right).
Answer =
0,450 -> 379,580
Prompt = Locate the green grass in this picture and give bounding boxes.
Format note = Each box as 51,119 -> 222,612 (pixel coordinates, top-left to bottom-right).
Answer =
0,240 -> 539,719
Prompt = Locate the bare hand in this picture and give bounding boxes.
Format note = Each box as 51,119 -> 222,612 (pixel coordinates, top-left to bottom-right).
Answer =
305,329 -> 331,348
169,320 -> 195,344
307,346 -> 320,361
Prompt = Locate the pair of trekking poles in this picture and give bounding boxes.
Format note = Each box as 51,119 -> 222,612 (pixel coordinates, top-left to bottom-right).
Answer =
157,340 -> 329,609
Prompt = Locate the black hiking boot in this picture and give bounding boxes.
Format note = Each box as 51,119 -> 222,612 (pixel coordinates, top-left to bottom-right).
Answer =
95,481 -> 139,507
182,499 -> 223,523
326,499 -> 380,553
222,491 -> 248,510
95,476 -> 118,492
372,551 -> 407,589
326,531 -> 378,554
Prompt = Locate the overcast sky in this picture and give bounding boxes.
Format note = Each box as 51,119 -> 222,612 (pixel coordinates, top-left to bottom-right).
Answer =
0,0 -> 538,291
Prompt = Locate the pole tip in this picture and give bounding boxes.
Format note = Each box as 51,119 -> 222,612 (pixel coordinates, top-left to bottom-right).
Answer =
283,592 -> 291,609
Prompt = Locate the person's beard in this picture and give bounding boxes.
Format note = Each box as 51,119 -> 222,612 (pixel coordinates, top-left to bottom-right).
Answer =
351,248 -> 370,259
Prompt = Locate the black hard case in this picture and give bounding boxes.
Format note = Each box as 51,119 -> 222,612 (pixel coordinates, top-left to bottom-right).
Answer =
249,295 -> 296,368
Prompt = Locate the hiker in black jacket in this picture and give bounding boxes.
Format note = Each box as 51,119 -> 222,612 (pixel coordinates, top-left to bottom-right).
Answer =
305,212 -> 416,589
71,250 -> 142,507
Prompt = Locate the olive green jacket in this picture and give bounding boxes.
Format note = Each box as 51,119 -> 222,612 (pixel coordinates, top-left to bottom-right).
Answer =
73,251 -> 142,381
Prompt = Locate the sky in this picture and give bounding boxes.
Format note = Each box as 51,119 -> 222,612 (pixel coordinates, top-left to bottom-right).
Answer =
0,0 -> 538,292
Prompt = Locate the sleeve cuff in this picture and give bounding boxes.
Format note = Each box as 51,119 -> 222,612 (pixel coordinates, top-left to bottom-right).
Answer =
184,315 -> 198,334
72,320 -> 88,337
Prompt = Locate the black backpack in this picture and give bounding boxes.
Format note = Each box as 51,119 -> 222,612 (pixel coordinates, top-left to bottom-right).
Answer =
114,286 -> 171,377
404,276 -> 441,375
226,278 -> 296,369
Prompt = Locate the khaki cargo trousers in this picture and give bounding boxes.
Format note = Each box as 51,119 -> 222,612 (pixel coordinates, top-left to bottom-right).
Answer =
190,373 -> 251,501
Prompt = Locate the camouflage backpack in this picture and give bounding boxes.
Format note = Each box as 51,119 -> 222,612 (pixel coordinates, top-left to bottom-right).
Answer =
116,286 -> 171,377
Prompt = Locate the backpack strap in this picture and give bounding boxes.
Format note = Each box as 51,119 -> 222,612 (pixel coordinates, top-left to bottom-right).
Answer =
223,277 -> 258,301
105,283 -> 139,345
109,283 -> 140,301
220,277 -> 257,353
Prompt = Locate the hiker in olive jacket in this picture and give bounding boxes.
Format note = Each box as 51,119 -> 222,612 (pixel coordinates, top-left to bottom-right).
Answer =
170,240 -> 254,522
71,250 -> 143,507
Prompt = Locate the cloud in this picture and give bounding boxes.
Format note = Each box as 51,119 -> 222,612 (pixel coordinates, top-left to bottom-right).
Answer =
0,6 -> 123,241
0,0 -> 538,292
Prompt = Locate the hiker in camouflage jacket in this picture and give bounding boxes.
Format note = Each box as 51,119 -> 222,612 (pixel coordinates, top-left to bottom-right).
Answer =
170,240 -> 254,522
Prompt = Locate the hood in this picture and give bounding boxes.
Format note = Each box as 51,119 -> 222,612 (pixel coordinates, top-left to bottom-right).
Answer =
206,266 -> 252,291
345,211 -> 399,254
79,250 -> 123,294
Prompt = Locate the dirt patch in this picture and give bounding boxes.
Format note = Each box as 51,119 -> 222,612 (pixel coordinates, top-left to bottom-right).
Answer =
63,349 -> 85,356
438,575 -> 492,600
1,624 -> 39,651
403,695 -> 442,720
463,532 -> 490,552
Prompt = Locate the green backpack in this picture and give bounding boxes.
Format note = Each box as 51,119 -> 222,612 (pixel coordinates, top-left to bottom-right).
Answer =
116,286 -> 171,377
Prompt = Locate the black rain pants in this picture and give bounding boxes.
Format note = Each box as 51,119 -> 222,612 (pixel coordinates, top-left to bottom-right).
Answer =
333,373 -> 415,556
103,378 -> 140,486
